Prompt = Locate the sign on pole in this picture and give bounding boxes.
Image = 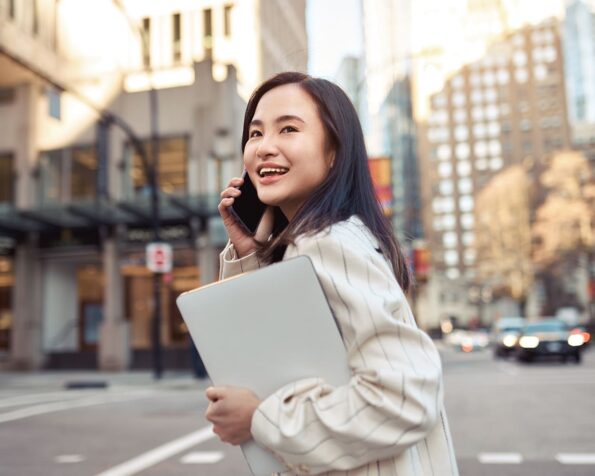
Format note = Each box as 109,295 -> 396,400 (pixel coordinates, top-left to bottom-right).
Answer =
146,242 -> 173,273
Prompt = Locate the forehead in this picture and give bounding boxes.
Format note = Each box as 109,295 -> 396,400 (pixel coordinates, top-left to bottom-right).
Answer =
253,83 -> 319,121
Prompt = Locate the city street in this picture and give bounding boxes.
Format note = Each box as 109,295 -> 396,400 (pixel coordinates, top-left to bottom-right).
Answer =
0,345 -> 594,476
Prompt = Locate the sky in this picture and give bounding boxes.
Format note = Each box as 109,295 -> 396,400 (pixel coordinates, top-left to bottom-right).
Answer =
306,0 -> 363,79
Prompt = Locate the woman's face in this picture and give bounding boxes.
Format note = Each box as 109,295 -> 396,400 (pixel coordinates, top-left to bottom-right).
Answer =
243,83 -> 334,221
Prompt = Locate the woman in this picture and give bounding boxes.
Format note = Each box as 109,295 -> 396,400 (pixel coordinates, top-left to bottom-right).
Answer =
205,72 -> 458,475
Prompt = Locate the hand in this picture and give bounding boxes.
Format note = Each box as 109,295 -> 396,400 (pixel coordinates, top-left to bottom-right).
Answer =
205,386 -> 261,445
218,176 -> 274,258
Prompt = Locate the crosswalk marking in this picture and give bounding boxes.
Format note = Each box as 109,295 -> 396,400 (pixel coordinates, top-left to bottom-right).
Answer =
478,453 -> 523,464
180,451 -> 224,464
94,426 -> 215,476
55,454 -> 85,463
0,390 -> 154,424
556,453 -> 595,464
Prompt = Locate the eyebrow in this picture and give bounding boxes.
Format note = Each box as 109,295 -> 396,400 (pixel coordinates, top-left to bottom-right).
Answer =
249,115 -> 305,127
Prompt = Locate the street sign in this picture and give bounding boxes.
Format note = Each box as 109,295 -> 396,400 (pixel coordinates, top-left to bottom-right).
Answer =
146,242 -> 173,273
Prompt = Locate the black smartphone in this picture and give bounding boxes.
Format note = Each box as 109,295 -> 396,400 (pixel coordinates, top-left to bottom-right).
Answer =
230,171 -> 267,235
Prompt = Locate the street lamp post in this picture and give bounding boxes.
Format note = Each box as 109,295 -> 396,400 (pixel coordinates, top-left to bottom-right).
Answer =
211,128 -> 236,192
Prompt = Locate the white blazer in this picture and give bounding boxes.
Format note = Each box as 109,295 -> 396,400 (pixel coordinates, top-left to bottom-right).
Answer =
219,216 -> 459,476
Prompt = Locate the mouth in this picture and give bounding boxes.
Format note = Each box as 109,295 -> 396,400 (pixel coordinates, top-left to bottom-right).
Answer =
257,166 -> 289,178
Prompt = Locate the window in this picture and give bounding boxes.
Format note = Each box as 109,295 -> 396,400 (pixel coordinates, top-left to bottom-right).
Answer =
0,154 -> 14,203
534,64 -> 547,81
142,17 -> 151,68
475,158 -> 488,170
515,68 -> 528,83
462,232 -> 474,246
543,46 -> 556,62
172,13 -> 181,63
455,125 -> 468,142
442,214 -> 456,230
126,136 -> 188,198
452,92 -> 465,107
472,107 -> 484,121
458,178 -> 472,194
474,141 -> 487,158
459,195 -> 474,212
202,8 -> 213,52
71,146 -> 97,200
444,250 -> 459,266
473,123 -> 487,138
454,109 -> 466,124
437,144 -> 451,161
452,75 -> 464,88
48,88 -> 61,120
484,88 -> 497,103
471,90 -> 483,104
461,213 -> 474,229
443,232 -> 458,248
488,122 -> 500,136
439,180 -> 454,195
438,162 -> 452,177
455,143 -> 470,160
470,73 -> 481,86
490,157 -> 503,170
457,161 -> 471,176
39,150 -> 65,204
513,51 -> 527,67
464,249 -> 476,265
497,69 -> 509,84
224,5 -> 233,37
483,71 -> 495,86
446,268 -> 460,279
489,140 -> 502,155
432,94 -> 446,109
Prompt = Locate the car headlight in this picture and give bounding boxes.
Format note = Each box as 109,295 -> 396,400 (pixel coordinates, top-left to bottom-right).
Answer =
568,334 -> 584,347
519,336 -> 539,348
502,334 -> 517,347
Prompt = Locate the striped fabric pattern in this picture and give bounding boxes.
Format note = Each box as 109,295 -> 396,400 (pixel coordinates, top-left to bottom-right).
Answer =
219,216 -> 458,476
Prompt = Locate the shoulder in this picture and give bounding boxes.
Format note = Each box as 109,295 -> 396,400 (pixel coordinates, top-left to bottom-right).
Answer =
288,216 -> 382,261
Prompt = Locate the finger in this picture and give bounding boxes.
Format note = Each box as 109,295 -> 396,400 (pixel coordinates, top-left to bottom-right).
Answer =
227,177 -> 244,188
220,187 -> 241,199
206,386 -> 225,402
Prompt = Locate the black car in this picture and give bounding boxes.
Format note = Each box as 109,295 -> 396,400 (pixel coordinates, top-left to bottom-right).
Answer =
515,319 -> 582,363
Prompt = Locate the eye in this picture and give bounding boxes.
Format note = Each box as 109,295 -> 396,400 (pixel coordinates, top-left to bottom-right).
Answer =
281,125 -> 298,133
249,129 -> 262,138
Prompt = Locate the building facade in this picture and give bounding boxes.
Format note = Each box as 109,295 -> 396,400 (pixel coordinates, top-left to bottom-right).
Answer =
0,0 -> 307,370
418,19 -> 571,325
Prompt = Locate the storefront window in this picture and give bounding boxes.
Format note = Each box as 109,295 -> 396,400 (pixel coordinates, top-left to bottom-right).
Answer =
0,257 -> 13,351
77,265 -> 104,349
124,248 -> 198,349
0,154 -> 14,204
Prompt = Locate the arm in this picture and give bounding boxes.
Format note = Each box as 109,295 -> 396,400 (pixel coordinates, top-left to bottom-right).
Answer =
250,229 -> 444,474
218,241 -> 262,280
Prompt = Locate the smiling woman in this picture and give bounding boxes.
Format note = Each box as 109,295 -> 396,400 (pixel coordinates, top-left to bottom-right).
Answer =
207,72 -> 459,476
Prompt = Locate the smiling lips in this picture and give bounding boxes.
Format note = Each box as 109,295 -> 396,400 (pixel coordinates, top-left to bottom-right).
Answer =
258,167 -> 289,177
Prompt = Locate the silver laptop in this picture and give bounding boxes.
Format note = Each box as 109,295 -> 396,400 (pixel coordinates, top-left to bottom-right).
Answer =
176,255 -> 351,476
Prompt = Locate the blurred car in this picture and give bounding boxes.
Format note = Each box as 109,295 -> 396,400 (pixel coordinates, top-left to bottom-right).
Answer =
491,317 -> 526,358
445,329 -> 489,352
569,325 -> 591,348
515,319 -> 583,363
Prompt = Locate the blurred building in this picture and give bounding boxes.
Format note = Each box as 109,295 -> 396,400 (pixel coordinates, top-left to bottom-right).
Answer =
0,0 -> 307,370
563,0 -> 595,145
418,19 -> 571,326
361,0 -> 422,256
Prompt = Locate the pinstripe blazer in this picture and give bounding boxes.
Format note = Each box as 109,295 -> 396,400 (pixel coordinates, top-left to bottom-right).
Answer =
219,216 -> 458,476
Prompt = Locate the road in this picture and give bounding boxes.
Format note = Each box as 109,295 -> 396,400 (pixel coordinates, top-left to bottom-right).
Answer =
0,345 -> 593,476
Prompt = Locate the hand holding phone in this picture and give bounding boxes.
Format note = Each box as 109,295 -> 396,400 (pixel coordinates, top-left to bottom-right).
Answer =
218,173 -> 273,258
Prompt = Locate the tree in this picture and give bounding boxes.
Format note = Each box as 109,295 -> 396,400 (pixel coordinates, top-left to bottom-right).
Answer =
475,165 -> 534,314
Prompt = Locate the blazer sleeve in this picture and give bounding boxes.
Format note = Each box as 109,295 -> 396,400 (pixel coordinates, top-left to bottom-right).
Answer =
250,230 -> 444,474
218,241 -> 262,280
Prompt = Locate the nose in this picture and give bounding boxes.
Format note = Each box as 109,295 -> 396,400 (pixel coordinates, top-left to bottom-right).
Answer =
255,133 -> 279,159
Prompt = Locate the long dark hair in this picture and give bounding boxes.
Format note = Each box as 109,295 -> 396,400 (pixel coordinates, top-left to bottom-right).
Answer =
241,72 -> 411,291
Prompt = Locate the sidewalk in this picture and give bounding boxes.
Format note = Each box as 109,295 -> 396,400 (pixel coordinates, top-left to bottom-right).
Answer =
0,370 -> 211,392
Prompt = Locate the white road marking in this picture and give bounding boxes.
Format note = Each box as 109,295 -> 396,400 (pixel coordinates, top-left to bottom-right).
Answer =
0,391 -> 89,409
94,426 -> 215,476
497,364 -> 519,376
556,453 -> 595,464
478,453 -> 523,464
0,390 -> 154,424
55,454 -> 85,463
180,451 -> 224,464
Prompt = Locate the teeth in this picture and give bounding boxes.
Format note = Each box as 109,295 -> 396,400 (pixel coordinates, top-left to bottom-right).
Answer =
259,167 -> 288,177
